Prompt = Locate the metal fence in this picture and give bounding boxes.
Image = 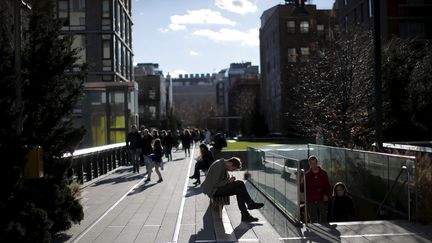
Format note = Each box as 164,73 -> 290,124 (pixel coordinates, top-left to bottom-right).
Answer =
64,143 -> 129,184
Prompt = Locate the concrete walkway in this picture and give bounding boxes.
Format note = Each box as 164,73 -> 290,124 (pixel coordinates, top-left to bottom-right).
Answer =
54,146 -> 432,243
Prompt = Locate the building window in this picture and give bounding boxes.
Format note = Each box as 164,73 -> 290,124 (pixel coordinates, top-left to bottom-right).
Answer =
300,21 -> 309,33
317,24 -> 324,35
102,35 -> 112,71
288,48 -> 297,63
102,0 -> 112,30
300,47 -> 310,62
102,75 -> 113,81
69,0 -> 85,30
399,21 -> 425,39
149,106 -> 156,119
148,88 -> 156,100
310,42 -> 318,52
286,20 -> 295,33
72,34 -> 86,69
58,0 -> 69,27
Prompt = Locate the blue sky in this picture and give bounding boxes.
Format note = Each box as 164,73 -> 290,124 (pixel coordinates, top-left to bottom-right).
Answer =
132,0 -> 334,77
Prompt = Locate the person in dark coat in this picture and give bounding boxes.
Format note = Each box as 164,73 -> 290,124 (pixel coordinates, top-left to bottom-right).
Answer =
201,157 -> 264,222
328,182 -> 355,222
126,125 -> 141,173
189,144 -> 214,185
140,128 -> 154,174
161,130 -> 174,161
181,129 -> 192,157
211,132 -> 227,156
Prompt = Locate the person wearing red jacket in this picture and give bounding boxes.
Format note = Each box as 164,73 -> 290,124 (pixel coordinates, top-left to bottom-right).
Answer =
300,156 -> 331,223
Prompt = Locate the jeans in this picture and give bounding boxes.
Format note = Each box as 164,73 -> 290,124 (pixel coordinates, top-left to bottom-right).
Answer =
214,181 -> 252,215
129,148 -> 141,173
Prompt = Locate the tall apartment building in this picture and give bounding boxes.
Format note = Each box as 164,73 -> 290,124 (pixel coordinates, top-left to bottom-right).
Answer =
334,0 -> 432,41
260,0 -> 335,134
55,0 -> 138,148
134,63 -> 172,128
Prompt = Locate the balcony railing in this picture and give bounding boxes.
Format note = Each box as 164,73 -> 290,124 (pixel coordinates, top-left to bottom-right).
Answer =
64,143 -> 129,184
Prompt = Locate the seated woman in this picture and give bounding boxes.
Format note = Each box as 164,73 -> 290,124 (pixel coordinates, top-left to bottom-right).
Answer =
328,182 -> 355,222
189,144 -> 214,185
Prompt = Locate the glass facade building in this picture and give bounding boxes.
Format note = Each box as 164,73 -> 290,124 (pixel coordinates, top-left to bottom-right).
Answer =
56,0 -> 138,148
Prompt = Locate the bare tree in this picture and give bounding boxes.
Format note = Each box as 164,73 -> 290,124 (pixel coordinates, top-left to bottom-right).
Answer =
289,28 -> 375,148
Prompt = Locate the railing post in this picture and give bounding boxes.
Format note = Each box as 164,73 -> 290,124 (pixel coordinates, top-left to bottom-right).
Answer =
102,151 -> 107,174
75,157 -> 83,184
85,156 -> 92,182
108,150 -> 113,171
403,165 -> 411,221
301,169 -> 308,226
92,153 -> 99,179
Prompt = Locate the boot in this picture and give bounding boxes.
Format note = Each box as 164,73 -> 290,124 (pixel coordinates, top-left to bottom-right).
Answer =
241,213 -> 259,222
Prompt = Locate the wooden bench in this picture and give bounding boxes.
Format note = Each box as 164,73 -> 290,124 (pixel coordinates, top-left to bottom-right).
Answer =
210,195 -> 230,219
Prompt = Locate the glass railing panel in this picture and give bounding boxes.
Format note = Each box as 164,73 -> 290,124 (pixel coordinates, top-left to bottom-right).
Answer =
344,150 -> 367,197
247,144 -> 416,222
247,147 -> 301,222
364,153 -> 389,203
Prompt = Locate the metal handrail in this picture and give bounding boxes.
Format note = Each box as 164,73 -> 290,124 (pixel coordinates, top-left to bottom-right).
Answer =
374,165 -> 410,220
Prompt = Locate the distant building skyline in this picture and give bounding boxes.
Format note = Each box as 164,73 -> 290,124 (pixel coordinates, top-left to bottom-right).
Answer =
132,0 -> 335,78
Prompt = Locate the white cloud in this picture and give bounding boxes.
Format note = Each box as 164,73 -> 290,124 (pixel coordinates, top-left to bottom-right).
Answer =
158,28 -> 169,33
169,9 -> 236,31
215,0 -> 257,15
193,28 -> 259,47
189,51 -> 199,56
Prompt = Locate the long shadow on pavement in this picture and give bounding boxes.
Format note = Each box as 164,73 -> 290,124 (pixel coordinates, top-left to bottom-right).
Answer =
91,172 -> 147,186
188,205 -> 262,242
185,185 -> 202,197
127,182 -> 156,196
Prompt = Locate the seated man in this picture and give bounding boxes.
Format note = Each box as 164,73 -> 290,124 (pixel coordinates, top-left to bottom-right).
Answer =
201,157 -> 264,222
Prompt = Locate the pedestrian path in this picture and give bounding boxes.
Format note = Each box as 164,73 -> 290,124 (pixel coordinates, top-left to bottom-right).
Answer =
54,147 -> 280,243
54,146 -> 432,243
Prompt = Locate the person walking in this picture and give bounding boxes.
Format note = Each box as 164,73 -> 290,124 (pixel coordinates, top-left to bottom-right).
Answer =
162,130 -> 173,161
146,138 -> 163,183
140,128 -> 154,175
300,156 -> 331,223
181,129 -> 192,157
201,157 -> 264,222
189,144 -> 214,185
328,182 -> 355,222
203,128 -> 211,145
126,125 -> 141,173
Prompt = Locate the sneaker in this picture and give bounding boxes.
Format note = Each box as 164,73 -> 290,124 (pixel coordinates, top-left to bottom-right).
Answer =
247,202 -> 264,210
189,175 -> 196,179
145,178 -> 150,183
241,214 -> 259,222
193,180 -> 201,185
157,178 -> 163,183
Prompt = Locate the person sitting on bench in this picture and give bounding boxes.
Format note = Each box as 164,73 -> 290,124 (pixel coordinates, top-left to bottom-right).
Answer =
201,157 -> 264,222
189,144 -> 215,185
